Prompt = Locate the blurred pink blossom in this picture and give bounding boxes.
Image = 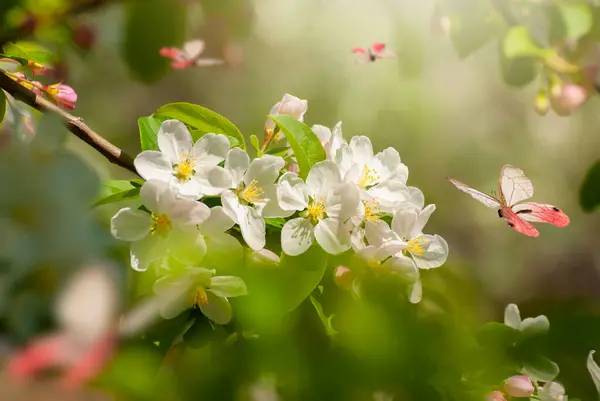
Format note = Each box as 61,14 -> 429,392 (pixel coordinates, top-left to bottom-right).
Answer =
504,375 -> 534,397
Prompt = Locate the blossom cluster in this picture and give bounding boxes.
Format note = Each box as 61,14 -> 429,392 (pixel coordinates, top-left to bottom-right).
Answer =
110,94 -> 448,325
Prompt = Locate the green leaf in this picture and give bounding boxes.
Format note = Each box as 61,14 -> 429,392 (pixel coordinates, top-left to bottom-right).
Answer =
267,115 -> 325,180
503,26 -> 545,59
2,41 -> 54,66
94,180 -> 141,207
580,159 -> 600,212
266,146 -> 292,157
310,295 -> 338,337
154,102 -> 245,149
588,350 -> 600,397
277,246 -> 328,311
250,134 -> 261,154
476,322 -> 519,348
264,218 -> 286,229
447,2 -> 500,58
522,356 -> 559,381
122,0 -> 186,83
138,115 -> 168,151
559,3 -> 593,41
0,90 -> 6,123
500,42 -> 538,87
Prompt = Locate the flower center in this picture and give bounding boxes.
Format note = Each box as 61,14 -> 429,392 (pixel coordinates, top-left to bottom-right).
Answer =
357,164 -> 380,189
173,155 -> 196,182
150,213 -> 171,236
405,236 -> 427,257
192,287 -> 208,307
307,196 -> 326,223
239,179 -> 264,204
363,200 -> 382,222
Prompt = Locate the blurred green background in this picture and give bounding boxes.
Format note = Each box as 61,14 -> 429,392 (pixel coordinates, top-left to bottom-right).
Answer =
3,0 -> 600,400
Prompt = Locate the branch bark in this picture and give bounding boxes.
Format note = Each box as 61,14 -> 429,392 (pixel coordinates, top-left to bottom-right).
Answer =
0,72 -> 138,175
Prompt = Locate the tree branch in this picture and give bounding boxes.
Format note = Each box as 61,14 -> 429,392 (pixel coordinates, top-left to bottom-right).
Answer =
0,72 -> 138,175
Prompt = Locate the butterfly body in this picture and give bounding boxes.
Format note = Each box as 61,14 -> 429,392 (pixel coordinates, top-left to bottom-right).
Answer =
352,42 -> 398,63
448,165 -> 569,237
160,39 -> 224,69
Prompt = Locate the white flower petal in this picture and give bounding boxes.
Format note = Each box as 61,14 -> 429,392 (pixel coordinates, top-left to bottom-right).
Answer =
176,178 -> 203,200
168,230 -> 207,266
221,189 -> 241,224
373,148 -> 408,183
409,278 -> 423,304
110,208 -> 152,241
391,207 -> 419,239
244,155 -> 284,187
160,291 -> 192,319
225,148 -> 250,186
277,172 -> 309,211
312,124 -> 332,144
196,166 -> 233,196
140,180 -> 176,214
261,184 -> 293,218
209,276 -> 248,298
325,182 -> 360,220
237,204 -> 266,251
130,235 -> 163,271
412,234 -> 448,269
384,256 -> 419,283
200,292 -> 232,325
168,198 -> 210,227
407,186 -> 425,209
378,239 -> 408,258
306,161 -> 342,196
328,121 -> 345,160
365,220 -> 397,247
349,136 -> 374,165
410,204 -> 436,238
157,120 -> 193,163
200,206 -> 235,234
504,304 -> 522,330
351,226 -> 366,251
193,133 -> 230,165
314,218 -> 352,255
366,180 -> 410,211
134,151 -> 173,182
281,217 -> 314,256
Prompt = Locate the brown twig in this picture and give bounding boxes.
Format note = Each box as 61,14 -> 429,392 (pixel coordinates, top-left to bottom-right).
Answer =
0,72 -> 137,174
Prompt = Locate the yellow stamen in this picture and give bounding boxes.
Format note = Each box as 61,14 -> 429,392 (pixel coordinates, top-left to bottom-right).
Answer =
406,236 -> 427,257
239,179 -> 264,204
150,213 -> 171,236
357,164 -> 380,189
307,196 -> 326,223
363,200 -> 382,222
173,155 -> 196,182
192,287 -> 209,307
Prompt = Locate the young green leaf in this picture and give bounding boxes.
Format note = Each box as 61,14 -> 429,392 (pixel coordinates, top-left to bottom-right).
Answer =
94,180 -> 141,207
154,102 -> 245,149
122,0 -> 186,83
250,134 -> 260,153
138,115 -> 168,151
267,115 -> 326,180
559,3 -> 593,41
310,295 -> 338,337
522,356 -> 559,381
499,43 -> 538,87
580,159 -> 600,212
503,26 -> 545,59
2,41 -> 54,66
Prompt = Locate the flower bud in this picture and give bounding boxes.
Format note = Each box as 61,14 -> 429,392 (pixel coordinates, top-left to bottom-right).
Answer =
27,60 -> 50,75
485,391 -> 507,401
534,91 -> 549,116
550,84 -> 587,116
504,375 -> 534,397
264,94 -> 308,133
334,265 -> 355,291
46,83 -> 78,109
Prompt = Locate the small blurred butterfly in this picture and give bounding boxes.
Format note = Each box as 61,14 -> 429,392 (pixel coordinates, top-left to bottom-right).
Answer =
351,42 -> 398,63
448,165 -> 570,237
160,39 -> 224,69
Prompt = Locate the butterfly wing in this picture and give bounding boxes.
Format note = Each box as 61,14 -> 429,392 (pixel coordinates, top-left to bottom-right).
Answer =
511,202 -> 570,227
183,39 -> 205,60
195,58 -> 225,67
500,206 -> 539,237
352,47 -> 371,64
370,42 -> 398,59
499,165 -> 534,207
447,177 -> 502,208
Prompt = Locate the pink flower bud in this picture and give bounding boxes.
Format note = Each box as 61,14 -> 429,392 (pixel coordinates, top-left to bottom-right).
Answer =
334,265 -> 355,291
550,84 -> 587,116
264,94 -> 308,133
29,81 -> 44,96
46,83 -> 78,109
504,375 -> 534,397
485,391 -> 507,401
27,60 -> 50,75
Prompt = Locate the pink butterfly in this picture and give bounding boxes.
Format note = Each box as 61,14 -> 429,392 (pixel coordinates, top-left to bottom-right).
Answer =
448,165 -> 570,237
351,42 -> 398,63
160,39 -> 224,69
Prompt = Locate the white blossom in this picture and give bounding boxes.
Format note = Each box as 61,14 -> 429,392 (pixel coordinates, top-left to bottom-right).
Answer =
134,120 -> 230,200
